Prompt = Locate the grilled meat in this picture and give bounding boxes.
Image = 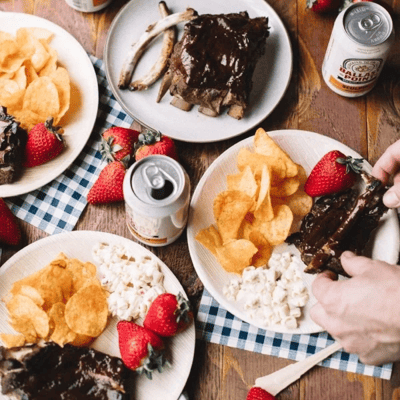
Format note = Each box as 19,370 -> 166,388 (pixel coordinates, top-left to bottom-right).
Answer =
286,172 -> 388,277
0,343 -> 131,400
164,12 -> 270,119
0,107 -> 27,185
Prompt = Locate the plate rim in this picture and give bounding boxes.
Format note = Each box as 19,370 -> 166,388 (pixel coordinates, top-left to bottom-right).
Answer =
0,230 -> 196,400
187,129 -> 400,334
0,12 -> 99,198
103,0 -> 293,143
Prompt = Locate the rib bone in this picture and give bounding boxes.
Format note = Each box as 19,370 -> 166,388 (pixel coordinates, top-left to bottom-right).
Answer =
118,7 -> 198,89
129,2 -> 176,91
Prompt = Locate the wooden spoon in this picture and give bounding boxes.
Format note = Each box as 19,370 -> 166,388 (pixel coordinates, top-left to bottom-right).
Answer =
253,341 -> 342,397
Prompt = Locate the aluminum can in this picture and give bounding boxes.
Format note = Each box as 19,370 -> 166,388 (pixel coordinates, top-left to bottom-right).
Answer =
65,0 -> 112,12
123,155 -> 191,247
322,2 -> 394,97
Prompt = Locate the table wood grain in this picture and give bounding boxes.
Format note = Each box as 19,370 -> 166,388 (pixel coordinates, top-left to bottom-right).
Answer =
1,0 -> 400,399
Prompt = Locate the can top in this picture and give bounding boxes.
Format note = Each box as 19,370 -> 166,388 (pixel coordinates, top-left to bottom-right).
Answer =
343,3 -> 392,46
130,155 -> 184,206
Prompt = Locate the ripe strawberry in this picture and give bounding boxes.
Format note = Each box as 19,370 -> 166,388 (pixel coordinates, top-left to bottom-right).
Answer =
0,198 -> 21,246
246,387 -> 276,400
100,126 -> 139,164
117,321 -> 168,379
143,293 -> 193,337
307,0 -> 342,13
134,130 -> 178,162
87,161 -> 126,204
304,150 -> 363,197
23,118 -> 64,167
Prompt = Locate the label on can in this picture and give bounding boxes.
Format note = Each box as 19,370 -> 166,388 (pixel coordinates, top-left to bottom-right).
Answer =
322,2 -> 394,97
123,156 -> 190,247
65,0 -> 112,12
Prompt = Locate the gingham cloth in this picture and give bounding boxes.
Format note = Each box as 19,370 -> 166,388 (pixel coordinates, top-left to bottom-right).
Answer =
196,289 -> 393,380
2,56 -> 132,236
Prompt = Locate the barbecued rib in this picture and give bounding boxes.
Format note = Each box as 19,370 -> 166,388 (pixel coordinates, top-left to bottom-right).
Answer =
286,172 -> 388,277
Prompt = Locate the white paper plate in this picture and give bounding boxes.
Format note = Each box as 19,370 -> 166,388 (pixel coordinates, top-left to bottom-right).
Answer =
187,129 -> 400,334
0,12 -> 98,198
104,0 -> 292,143
0,231 -> 195,400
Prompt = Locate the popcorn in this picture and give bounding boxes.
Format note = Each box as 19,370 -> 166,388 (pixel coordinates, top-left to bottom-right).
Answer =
93,242 -> 166,321
223,251 -> 309,329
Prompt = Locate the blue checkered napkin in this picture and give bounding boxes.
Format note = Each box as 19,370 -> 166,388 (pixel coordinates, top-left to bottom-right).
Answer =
196,289 -> 393,380
4,56 -> 133,236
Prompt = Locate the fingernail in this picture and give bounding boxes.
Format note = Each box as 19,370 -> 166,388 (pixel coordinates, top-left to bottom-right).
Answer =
383,190 -> 400,208
341,251 -> 355,259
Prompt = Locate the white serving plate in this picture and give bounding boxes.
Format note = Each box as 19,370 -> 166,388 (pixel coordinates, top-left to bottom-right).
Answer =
187,129 -> 400,334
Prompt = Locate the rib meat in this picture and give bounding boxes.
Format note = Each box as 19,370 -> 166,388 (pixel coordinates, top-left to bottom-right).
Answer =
0,343 -> 131,399
286,172 -> 389,277
163,12 -> 270,119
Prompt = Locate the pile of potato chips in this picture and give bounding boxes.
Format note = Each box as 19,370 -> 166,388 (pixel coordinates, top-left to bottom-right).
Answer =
196,128 -> 313,275
0,253 -> 109,348
0,27 -> 70,130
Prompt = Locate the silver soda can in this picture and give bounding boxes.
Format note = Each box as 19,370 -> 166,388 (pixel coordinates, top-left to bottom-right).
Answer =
322,2 -> 394,97
123,155 -> 191,247
65,0 -> 112,12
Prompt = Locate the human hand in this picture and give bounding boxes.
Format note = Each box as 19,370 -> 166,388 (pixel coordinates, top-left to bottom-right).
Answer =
372,140 -> 400,208
310,251 -> 400,365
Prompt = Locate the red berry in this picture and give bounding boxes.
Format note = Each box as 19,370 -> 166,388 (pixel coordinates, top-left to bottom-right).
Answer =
0,198 -> 21,246
246,387 -> 276,400
307,0 -> 342,13
87,161 -> 126,205
143,293 -> 193,337
304,150 -> 363,197
135,131 -> 178,161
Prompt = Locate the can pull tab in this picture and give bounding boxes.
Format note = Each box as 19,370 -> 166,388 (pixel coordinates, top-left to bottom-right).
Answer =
143,164 -> 175,200
359,13 -> 382,31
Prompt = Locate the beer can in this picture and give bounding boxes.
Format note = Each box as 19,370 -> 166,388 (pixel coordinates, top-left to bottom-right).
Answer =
65,0 -> 112,12
123,155 -> 191,247
322,2 -> 394,97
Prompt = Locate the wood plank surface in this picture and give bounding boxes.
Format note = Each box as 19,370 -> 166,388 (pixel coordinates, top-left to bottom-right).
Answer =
1,0 -> 400,399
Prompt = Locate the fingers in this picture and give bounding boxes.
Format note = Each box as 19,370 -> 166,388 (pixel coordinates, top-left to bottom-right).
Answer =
311,270 -> 338,302
372,140 -> 400,184
383,185 -> 400,208
340,251 -> 373,277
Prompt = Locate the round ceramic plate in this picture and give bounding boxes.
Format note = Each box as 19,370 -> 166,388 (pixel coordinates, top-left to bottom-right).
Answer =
0,231 -> 195,400
0,12 -> 98,198
187,129 -> 400,334
104,0 -> 292,143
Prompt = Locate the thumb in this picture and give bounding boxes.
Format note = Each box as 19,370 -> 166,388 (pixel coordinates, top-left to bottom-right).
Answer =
340,251 -> 373,277
383,186 -> 400,208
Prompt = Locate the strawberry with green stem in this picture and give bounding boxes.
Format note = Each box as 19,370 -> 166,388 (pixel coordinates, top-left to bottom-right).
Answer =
134,130 -> 178,161
304,150 -> 363,197
143,292 -> 193,337
117,321 -> 169,379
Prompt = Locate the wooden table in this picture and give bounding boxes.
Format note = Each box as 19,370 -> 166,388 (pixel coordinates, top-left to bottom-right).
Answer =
1,0 -> 400,399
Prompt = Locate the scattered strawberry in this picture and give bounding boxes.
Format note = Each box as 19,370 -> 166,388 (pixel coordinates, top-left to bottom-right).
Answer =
100,126 -> 139,164
134,130 -> 178,162
87,160 -> 126,204
23,117 -> 64,168
117,320 -> 168,379
246,387 -> 276,400
304,150 -> 363,197
306,0 -> 342,13
0,198 -> 21,246
143,292 -> 193,337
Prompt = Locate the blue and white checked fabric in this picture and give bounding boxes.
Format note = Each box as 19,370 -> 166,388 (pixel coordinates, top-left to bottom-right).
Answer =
3,56 -> 133,237
197,289 -> 393,380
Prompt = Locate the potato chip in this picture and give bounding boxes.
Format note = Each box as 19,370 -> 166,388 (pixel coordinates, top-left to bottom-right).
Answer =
12,65 -> 27,90
69,333 -> 94,347
0,78 -> 24,108
39,40 -> 58,77
23,27 -> 54,43
213,190 -> 254,243
6,294 -> 50,338
227,165 -> 258,200
0,333 -> 26,348
249,231 -> 272,267
49,67 -> 70,123
270,176 -> 300,197
39,264 -> 73,307
216,239 -> 258,274
253,205 -> 293,246
66,258 -> 97,293
296,164 -> 308,187
275,190 -> 313,217
10,316 -> 38,343
65,285 -> 108,337
18,285 -> 44,307
0,40 -> 26,73
195,225 -> 222,257
48,302 -> 77,347
23,76 -> 60,118
23,59 -> 39,86
254,128 -> 298,178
